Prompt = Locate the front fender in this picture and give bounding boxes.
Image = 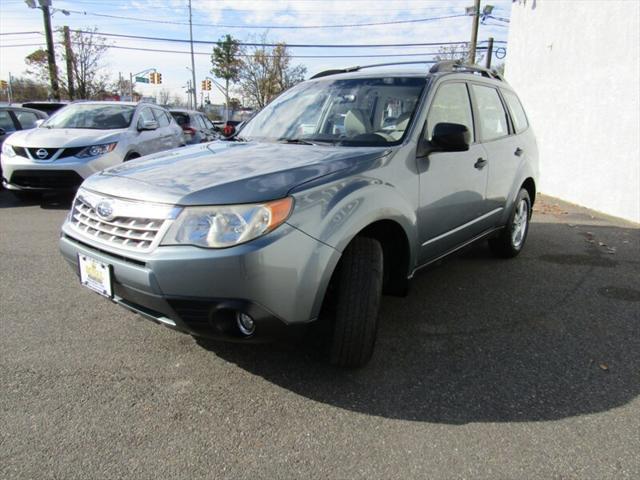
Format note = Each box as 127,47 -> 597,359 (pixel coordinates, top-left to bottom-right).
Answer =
287,175 -> 418,261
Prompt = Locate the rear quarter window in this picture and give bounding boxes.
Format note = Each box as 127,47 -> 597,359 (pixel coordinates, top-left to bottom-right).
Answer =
502,90 -> 529,133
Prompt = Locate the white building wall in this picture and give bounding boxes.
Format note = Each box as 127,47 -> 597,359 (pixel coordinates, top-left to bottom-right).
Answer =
505,0 -> 640,222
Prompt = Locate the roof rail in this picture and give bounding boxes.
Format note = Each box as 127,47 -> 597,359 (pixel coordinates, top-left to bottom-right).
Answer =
310,59 -> 504,81
429,60 -> 504,81
310,60 -> 440,79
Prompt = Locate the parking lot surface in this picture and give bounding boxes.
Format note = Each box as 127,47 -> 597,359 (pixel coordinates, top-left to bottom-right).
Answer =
1,190 -> 638,479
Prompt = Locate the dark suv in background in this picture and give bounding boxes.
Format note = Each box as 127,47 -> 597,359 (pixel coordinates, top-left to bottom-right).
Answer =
59,61 -> 538,367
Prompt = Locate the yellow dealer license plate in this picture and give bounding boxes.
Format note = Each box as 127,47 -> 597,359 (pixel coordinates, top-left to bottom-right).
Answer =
78,254 -> 113,298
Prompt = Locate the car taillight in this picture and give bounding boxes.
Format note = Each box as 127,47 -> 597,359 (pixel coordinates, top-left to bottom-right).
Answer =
183,127 -> 196,135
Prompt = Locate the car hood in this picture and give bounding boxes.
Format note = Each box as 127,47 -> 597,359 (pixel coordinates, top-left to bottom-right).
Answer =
82,140 -> 390,205
5,127 -> 125,148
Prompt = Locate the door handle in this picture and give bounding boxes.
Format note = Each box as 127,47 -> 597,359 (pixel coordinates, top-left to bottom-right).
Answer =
514,147 -> 524,157
474,157 -> 488,169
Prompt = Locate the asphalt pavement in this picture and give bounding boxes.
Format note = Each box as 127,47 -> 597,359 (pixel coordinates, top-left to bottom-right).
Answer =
1,190 -> 638,479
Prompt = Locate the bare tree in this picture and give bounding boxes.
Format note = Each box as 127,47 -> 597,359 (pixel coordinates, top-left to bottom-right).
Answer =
0,76 -> 49,102
25,27 -> 110,100
434,43 -> 484,65
238,34 -> 306,108
157,88 -> 172,105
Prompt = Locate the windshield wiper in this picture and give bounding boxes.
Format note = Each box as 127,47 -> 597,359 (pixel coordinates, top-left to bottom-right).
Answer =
277,137 -> 317,145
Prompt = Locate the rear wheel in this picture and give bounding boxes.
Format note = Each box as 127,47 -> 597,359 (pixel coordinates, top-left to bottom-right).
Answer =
489,188 -> 531,258
328,237 -> 383,368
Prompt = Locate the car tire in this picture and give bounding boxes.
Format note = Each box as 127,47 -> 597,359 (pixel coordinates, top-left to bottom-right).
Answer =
489,188 -> 531,258
329,236 -> 383,368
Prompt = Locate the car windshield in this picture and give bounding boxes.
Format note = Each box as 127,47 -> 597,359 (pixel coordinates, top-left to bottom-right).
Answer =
43,104 -> 135,129
239,76 -> 426,146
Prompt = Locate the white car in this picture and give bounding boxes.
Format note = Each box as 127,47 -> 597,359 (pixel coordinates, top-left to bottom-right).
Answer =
1,101 -> 184,197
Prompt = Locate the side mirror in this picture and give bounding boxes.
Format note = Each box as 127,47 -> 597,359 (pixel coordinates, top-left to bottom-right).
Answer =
34,119 -> 45,128
138,120 -> 158,131
0,128 -> 5,136
430,122 -> 471,152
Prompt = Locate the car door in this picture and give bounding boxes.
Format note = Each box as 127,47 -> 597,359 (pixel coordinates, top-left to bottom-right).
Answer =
469,83 -> 520,214
134,107 -> 159,156
151,108 -> 175,152
417,81 -> 490,262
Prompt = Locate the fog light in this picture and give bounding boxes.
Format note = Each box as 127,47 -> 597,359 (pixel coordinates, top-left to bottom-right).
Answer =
236,312 -> 255,336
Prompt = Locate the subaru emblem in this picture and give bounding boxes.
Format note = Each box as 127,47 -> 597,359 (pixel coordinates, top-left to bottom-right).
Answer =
95,201 -> 115,221
35,148 -> 49,159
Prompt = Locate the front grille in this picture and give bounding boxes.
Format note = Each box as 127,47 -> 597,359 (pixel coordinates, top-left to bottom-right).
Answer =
10,170 -> 83,189
67,190 -> 176,253
71,196 -> 165,251
27,147 -> 58,160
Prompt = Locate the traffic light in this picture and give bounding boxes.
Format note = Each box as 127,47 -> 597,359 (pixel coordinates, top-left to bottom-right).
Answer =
201,79 -> 212,91
149,72 -> 162,84
206,79 -> 212,91
0,80 -> 7,90
201,80 -> 207,91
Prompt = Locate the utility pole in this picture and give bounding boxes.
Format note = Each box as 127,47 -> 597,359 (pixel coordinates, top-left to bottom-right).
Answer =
41,2 -> 61,100
468,0 -> 481,65
63,25 -> 74,99
485,37 -> 494,69
188,0 -> 197,111
129,72 -> 134,101
8,72 -> 13,104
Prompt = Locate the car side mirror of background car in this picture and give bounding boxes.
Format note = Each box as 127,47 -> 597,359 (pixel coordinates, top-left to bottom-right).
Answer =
34,119 -> 44,128
0,128 -> 5,136
138,120 -> 159,131
430,122 -> 471,152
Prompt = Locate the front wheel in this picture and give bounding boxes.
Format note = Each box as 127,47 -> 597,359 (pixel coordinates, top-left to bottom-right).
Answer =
489,188 -> 531,258
328,237 -> 383,368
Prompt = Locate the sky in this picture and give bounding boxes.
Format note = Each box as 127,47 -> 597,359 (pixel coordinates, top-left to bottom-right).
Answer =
0,0 -> 512,104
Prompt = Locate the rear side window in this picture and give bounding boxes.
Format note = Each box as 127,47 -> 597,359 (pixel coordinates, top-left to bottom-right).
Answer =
194,115 -> 206,129
0,111 -> 17,132
16,111 -> 39,129
470,84 -> 509,142
502,90 -> 529,133
153,109 -> 170,127
425,82 -> 474,143
171,112 -> 189,127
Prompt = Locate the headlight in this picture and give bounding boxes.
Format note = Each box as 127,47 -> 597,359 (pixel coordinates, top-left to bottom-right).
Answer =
2,143 -> 16,157
162,197 -> 294,248
77,142 -> 117,158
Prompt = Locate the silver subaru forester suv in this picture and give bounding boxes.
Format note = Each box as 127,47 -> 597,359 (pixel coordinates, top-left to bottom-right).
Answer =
59,62 -> 538,367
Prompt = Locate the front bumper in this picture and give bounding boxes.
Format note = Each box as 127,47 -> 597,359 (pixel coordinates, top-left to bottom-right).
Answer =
1,151 -> 121,191
59,222 -> 340,341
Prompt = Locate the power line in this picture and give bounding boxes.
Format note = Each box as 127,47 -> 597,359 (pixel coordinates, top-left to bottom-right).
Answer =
0,42 -> 483,60
60,9 -> 468,29
70,29 -> 505,48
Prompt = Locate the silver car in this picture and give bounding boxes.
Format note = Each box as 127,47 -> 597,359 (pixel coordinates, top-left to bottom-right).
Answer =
59,62 -> 538,367
1,101 -> 184,196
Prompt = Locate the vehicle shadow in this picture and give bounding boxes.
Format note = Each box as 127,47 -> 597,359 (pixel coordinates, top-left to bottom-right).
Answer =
200,222 -> 640,424
0,189 -> 74,210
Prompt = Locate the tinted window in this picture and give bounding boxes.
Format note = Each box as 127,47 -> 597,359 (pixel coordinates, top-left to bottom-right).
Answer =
0,110 -> 17,132
171,112 -> 189,127
153,109 -> 169,127
16,111 -> 39,129
502,89 -> 529,133
425,82 -> 474,142
470,84 -> 509,141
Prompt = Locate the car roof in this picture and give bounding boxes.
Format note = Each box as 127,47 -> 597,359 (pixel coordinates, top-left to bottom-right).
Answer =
0,105 -> 48,115
169,109 -> 200,114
